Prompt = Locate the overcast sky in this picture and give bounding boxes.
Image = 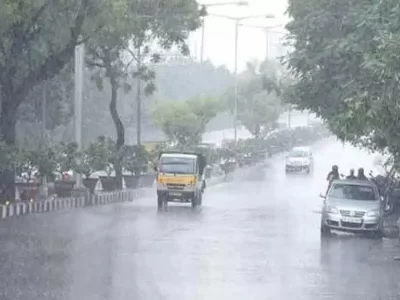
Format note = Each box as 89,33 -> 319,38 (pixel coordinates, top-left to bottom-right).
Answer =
188,0 -> 289,72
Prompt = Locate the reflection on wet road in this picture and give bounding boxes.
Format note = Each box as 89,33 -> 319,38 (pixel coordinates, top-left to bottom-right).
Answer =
0,139 -> 399,300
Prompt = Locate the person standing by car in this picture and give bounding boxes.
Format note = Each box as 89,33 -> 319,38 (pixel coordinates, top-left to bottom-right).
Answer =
357,168 -> 368,180
346,169 -> 357,179
327,165 -> 340,182
326,165 -> 340,194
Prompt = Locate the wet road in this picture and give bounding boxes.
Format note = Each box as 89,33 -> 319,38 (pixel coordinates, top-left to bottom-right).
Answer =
1,139 -> 400,300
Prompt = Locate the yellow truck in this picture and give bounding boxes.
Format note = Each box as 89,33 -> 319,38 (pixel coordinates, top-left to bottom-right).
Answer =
155,151 -> 206,208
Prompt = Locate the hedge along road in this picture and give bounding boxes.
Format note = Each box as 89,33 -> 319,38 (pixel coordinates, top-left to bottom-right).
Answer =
0,138 -> 399,300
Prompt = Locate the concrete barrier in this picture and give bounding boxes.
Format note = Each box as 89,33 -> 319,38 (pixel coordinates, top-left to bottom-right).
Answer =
0,189 -> 140,220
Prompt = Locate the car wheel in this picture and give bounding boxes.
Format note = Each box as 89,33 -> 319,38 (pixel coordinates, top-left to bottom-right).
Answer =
375,230 -> 384,239
370,228 -> 384,239
306,167 -> 311,174
320,223 -> 331,236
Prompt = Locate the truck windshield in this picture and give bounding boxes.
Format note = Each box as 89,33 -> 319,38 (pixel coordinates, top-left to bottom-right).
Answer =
289,150 -> 308,157
159,157 -> 195,174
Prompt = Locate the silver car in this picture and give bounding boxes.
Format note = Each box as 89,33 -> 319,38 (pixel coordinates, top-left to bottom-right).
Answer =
285,146 -> 313,174
320,179 -> 384,237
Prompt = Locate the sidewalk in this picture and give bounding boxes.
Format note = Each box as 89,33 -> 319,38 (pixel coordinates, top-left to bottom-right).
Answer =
384,213 -> 400,238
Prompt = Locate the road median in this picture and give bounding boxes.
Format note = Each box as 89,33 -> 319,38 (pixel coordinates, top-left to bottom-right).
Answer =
0,189 -> 141,220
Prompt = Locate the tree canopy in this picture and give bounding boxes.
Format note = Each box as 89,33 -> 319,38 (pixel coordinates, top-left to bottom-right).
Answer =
226,59 -> 283,138
84,0 -> 202,187
152,96 -> 223,147
284,0 -> 400,155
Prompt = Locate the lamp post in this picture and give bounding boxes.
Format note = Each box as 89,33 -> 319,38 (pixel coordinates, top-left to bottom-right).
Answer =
238,24 -> 284,59
74,41 -> 85,187
200,1 -> 249,64
209,13 -> 275,141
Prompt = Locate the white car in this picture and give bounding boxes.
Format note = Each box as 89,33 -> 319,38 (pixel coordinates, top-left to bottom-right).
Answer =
285,146 -> 313,174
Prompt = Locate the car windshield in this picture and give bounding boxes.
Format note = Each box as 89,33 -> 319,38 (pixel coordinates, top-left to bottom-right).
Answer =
328,183 -> 377,201
159,157 -> 195,174
289,150 -> 308,157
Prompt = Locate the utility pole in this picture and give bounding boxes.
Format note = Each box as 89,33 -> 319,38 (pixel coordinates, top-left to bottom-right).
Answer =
200,23 -> 206,63
233,20 -> 239,142
41,82 -> 47,142
265,30 -> 269,59
199,1 -> 249,64
74,42 -> 85,187
209,13 -> 275,142
136,46 -> 142,146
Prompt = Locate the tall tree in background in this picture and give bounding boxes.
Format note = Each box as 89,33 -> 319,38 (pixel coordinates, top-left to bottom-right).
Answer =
17,65 -> 74,142
227,59 -> 283,138
0,0 -> 126,199
285,0 -> 400,155
152,97 -> 223,147
86,0 -> 203,188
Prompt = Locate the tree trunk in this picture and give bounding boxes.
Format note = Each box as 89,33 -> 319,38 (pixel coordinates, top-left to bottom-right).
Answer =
0,91 -> 18,202
253,124 -> 261,139
109,76 -> 125,189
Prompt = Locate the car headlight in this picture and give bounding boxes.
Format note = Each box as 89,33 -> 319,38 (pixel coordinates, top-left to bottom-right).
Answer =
327,206 -> 339,214
366,209 -> 379,217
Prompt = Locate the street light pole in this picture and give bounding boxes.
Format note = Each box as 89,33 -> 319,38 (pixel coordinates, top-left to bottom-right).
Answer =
74,42 -> 85,187
200,22 -> 206,63
233,20 -> 239,141
41,82 -> 47,142
136,45 -> 142,146
239,24 -> 284,59
200,1 -> 249,64
209,13 -> 275,141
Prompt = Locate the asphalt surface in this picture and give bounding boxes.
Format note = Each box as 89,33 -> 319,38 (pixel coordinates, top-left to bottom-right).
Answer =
1,138 -> 400,300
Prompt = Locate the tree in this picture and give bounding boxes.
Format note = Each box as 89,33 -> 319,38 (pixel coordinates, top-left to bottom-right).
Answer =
0,0 -> 126,199
54,142 -> 78,178
123,145 -> 149,176
284,0 -> 400,155
238,92 -> 282,138
153,101 -> 202,147
187,97 -> 223,132
75,137 -> 109,179
227,59 -> 283,138
17,64 -> 74,133
152,97 -> 222,147
86,0 -> 203,188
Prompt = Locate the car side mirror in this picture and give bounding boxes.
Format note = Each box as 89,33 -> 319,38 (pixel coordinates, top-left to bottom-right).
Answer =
319,193 -> 326,199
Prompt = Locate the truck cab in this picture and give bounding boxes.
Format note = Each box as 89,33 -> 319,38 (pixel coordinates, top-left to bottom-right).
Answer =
156,152 -> 206,208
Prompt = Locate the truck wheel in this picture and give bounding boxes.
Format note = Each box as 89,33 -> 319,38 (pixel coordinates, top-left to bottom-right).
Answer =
158,195 -> 167,209
197,192 -> 202,206
191,197 -> 197,208
192,193 -> 201,208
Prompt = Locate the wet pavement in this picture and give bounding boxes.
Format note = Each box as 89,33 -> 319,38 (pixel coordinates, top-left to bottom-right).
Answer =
0,138 -> 400,300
